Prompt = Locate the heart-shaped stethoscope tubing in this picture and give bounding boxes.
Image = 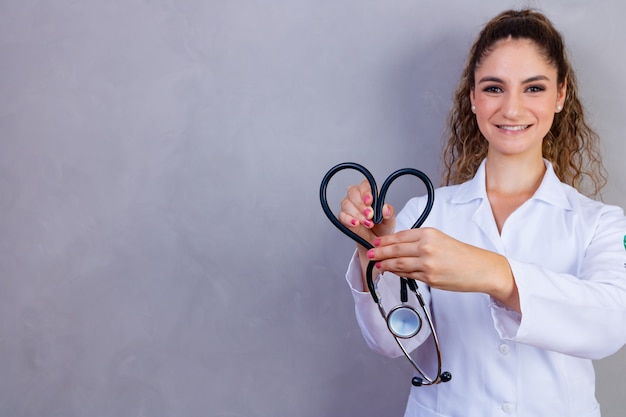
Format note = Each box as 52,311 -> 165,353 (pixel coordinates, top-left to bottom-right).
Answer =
320,162 -> 451,387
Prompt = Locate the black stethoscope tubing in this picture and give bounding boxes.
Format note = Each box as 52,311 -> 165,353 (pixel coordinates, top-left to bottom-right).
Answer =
320,162 -> 451,386
320,162 -> 434,300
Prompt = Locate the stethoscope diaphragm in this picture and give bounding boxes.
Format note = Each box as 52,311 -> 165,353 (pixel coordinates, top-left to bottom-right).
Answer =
387,305 -> 422,338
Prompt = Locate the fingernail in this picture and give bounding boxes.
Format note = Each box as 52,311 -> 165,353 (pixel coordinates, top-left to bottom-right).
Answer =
363,194 -> 372,204
374,238 -> 380,247
363,219 -> 372,227
375,262 -> 382,269
364,208 -> 372,217
351,219 -> 357,226
384,206 -> 391,217
367,249 -> 375,259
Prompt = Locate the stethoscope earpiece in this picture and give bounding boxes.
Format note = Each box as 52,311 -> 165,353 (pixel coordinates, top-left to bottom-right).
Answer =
412,377 -> 423,387
411,372 -> 451,387
320,162 -> 451,387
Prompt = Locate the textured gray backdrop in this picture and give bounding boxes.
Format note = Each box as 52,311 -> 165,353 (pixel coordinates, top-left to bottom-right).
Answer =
0,1 -> 624,416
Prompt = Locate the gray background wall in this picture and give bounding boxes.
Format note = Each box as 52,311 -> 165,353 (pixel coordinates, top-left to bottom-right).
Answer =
0,1 -> 624,416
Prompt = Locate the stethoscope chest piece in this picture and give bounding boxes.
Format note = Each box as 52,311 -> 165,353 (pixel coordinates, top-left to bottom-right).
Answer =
387,305 -> 422,339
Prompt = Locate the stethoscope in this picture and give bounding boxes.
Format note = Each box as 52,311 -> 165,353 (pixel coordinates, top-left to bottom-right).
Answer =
320,162 -> 451,387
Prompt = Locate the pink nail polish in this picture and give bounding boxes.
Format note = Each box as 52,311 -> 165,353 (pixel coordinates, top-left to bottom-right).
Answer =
364,208 -> 372,217
363,195 -> 372,204
351,219 -> 357,226
363,219 -> 372,227
374,238 -> 380,247
367,249 -> 375,259
375,262 -> 382,269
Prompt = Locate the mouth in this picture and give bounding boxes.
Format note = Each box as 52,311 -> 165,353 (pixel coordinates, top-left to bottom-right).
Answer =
497,124 -> 531,131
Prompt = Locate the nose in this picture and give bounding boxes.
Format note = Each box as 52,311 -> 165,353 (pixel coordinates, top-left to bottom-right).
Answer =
501,92 -> 524,118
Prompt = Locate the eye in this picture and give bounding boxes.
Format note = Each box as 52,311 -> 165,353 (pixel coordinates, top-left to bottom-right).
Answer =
483,86 -> 503,93
526,85 -> 545,93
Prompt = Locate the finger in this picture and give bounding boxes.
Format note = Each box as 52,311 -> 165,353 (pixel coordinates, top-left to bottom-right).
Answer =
357,179 -> 374,206
376,228 -> 421,248
382,203 -> 394,220
372,203 -> 395,236
340,188 -> 376,230
337,208 -> 359,228
367,240 -> 419,263
346,182 -> 375,228
373,256 -> 425,279
337,210 -> 378,250
341,198 -> 370,229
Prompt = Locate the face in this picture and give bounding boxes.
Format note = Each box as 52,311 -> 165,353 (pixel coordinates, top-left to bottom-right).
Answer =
470,38 -> 567,160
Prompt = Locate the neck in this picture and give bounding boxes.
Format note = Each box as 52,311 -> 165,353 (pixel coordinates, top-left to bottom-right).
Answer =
484,154 -> 546,197
484,153 -> 546,234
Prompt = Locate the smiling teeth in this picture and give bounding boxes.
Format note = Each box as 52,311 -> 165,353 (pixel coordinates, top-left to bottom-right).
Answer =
499,125 -> 529,131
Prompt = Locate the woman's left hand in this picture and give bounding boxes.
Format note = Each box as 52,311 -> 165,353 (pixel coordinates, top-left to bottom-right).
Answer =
366,227 -> 520,311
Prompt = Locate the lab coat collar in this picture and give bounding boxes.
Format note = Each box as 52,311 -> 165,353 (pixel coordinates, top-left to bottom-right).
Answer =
451,158 -> 573,211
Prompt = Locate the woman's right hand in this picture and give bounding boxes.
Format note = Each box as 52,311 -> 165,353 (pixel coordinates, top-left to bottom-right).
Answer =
338,179 -> 396,284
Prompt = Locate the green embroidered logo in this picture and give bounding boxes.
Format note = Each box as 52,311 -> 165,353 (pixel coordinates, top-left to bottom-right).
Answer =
624,235 -> 626,250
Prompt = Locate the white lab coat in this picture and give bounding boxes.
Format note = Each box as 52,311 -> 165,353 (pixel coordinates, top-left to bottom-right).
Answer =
346,159 -> 626,417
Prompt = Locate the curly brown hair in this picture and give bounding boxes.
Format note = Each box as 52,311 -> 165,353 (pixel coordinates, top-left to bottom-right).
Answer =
442,9 -> 606,196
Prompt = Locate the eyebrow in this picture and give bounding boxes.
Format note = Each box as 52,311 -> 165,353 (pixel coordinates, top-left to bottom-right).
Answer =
477,75 -> 551,84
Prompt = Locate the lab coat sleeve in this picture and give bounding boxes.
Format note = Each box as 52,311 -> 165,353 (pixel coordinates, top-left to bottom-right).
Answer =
491,204 -> 626,360
345,196 -> 433,358
346,252 -> 432,358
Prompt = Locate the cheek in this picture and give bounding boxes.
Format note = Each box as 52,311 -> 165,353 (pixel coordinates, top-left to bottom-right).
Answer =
534,103 -> 558,125
474,96 -> 499,114
473,102 -> 497,124
473,112 -> 492,137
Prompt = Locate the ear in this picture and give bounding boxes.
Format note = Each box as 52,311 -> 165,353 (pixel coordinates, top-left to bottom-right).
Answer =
470,89 -> 476,112
556,79 -> 567,112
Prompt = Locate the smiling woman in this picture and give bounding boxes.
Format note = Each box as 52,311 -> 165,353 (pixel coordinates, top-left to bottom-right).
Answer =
335,9 -> 626,417
445,10 -> 606,196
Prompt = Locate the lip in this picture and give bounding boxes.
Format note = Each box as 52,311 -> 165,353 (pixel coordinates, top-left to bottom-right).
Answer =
496,124 -> 531,131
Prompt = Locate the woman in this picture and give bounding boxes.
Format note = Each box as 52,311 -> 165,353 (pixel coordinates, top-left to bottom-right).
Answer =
339,9 -> 626,416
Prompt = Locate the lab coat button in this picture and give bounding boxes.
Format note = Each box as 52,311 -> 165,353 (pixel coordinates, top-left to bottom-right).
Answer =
502,402 -> 514,413
499,344 -> 510,354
